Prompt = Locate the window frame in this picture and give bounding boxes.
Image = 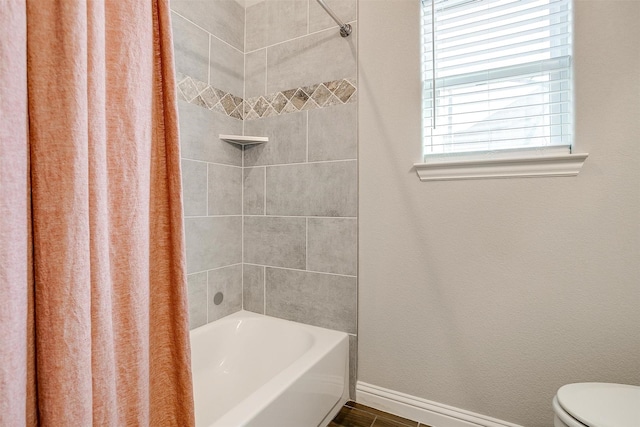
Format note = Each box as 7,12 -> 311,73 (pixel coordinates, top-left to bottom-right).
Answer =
415,0 -> 587,180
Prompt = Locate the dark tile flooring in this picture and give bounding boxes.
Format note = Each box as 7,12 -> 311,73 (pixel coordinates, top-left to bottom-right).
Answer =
330,401 -> 430,427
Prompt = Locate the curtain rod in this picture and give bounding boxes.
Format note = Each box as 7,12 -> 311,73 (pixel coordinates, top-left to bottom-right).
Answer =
316,0 -> 352,37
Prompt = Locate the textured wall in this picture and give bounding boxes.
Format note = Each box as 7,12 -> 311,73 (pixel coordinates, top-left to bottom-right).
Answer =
358,0 -> 640,426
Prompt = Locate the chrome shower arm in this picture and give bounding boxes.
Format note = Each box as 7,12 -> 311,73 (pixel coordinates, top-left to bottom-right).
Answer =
316,0 -> 352,37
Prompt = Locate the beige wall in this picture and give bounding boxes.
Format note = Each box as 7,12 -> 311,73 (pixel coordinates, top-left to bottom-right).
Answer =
357,1 -> 640,426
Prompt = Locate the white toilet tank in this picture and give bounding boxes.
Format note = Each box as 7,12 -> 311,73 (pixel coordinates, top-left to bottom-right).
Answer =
554,383 -> 640,427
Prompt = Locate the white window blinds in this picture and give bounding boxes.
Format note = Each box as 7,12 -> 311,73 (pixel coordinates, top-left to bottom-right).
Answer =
422,0 -> 572,156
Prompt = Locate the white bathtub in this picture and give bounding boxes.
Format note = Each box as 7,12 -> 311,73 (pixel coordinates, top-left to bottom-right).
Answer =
190,310 -> 349,427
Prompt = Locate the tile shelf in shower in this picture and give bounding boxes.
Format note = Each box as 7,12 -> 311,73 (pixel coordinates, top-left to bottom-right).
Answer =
219,134 -> 268,146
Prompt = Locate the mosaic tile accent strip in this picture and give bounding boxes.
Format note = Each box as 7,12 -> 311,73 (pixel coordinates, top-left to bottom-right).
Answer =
176,71 -> 244,120
244,79 -> 356,121
176,71 -> 357,121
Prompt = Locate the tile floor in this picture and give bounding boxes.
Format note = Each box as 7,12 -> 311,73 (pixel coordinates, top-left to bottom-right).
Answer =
330,401 -> 430,427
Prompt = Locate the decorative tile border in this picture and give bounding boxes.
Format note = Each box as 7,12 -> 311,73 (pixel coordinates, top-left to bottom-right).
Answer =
176,71 -> 357,121
176,71 -> 244,120
243,79 -> 357,120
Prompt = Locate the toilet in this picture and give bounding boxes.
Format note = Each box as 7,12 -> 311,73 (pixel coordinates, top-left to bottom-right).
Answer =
552,383 -> 640,427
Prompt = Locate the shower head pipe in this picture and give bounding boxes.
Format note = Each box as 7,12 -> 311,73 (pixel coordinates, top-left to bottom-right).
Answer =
315,0 -> 352,37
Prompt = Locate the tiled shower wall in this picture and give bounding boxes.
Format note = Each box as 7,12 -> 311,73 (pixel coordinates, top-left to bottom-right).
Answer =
171,0 -> 357,393
171,0 -> 246,326
242,0 -> 358,396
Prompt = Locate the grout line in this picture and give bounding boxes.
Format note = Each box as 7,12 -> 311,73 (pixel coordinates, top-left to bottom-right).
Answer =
171,10 -> 245,55
181,158 -> 243,168
205,269 -> 209,323
242,3 -> 247,136
244,263 -> 357,279
264,48 -> 268,96
244,20 -> 357,55
243,214 -> 357,219
241,3 -> 246,314
262,265 -> 266,314
211,31 -> 245,55
305,217 -> 309,271
307,0 -> 310,35
208,35 -> 212,86
187,263 -> 243,277
306,111 -> 309,163
184,215 -> 243,219
247,158 -> 357,168
242,0 -> 247,312
206,164 -> 210,216
263,166 -> 267,215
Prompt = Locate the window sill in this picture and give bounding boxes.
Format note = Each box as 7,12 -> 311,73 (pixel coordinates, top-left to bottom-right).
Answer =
413,152 -> 589,182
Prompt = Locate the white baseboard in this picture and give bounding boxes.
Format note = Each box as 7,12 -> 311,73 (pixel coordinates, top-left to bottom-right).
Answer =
356,382 -> 523,427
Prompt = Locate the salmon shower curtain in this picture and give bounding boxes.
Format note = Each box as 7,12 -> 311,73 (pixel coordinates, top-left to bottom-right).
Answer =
0,0 -> 194,425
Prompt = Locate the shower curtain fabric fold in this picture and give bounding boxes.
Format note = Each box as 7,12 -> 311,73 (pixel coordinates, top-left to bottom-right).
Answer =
0,1 -> 195,425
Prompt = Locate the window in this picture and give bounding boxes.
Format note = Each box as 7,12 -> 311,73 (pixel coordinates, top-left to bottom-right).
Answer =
421,0 -> 573,158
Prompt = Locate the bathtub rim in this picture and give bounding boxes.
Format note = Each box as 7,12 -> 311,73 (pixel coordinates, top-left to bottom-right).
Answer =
190,310 -> 350,427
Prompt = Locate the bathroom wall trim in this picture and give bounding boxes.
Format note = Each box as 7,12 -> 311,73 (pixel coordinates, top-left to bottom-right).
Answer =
356,382 -> 524,427
413,152 -> 589,182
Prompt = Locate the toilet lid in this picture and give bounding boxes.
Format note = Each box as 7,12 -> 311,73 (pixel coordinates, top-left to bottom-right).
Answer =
557,383 -> 640,427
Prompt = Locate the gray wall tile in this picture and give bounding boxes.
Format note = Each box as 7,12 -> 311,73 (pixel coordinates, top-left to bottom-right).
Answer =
308,0 -> 357,34
208,164 -> 242,215
308,103 -> 357,161
245,49 -> 267,98
265,267 -> 357,333
243,264 -> 265,314
170,0 -> 245,51
244,1 -> 267,52
187,272 -> 208,329
185,216 -> 242,273
266,161 -> 357,217
178,101 -> 243,166
349,334 -> 357,399
243,112 -> 307,166
266,25 -> 357,93
209,35 -> 244,97
181,159 -> 208,217
307,218 -> 357,275
243,167 -> 265,215
265,0 -> 308,48
172,12 -> 210,83
244,216 -> 306,268
208,264 -> 243,321
246,0 -> 308,52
